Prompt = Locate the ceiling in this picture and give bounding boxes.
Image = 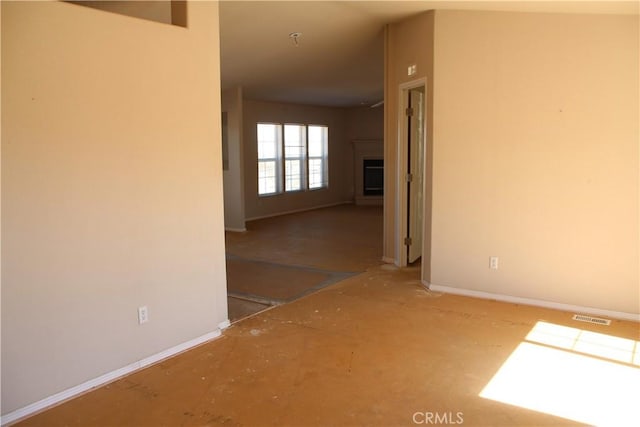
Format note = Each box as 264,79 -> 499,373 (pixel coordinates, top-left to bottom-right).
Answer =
220,1 -> 638,107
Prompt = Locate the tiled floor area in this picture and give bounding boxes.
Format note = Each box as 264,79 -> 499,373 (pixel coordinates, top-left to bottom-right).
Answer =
15,205 -> 640,426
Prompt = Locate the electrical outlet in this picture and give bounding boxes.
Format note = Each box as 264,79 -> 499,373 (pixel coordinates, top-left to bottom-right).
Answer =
490,256 -> 499,270
138,306 -> 149,324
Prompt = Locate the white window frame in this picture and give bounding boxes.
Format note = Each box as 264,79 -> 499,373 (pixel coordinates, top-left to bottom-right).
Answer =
284,124 -> 307,192
307,125 -> 329,190
256,122 -> 328,196
257,123 -> 282,196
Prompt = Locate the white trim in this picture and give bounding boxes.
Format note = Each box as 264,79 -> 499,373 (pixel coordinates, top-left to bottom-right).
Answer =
245,201 -> 352,222
427,283 -> 640,322
224,227 -> 247,233
395,84 -> 407,267
382,256 -> 396,264
1,330 -> 224,426
396,78 -> 427,268
217,319 -> 231,330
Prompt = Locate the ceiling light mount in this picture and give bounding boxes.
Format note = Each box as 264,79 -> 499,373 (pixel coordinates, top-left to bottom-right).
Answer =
289,32 -> 302,47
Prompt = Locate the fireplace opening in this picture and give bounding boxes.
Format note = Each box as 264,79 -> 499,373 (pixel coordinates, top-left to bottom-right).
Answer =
363,159 -> 384,196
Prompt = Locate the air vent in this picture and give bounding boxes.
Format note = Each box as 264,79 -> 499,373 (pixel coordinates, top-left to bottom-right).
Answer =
572,314 -> 611,325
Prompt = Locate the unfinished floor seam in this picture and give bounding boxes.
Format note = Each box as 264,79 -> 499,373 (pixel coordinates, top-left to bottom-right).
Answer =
226,253 -> 362,276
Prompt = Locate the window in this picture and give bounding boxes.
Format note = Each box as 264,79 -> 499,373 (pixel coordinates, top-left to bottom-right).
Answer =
284,124 -> 306,192
257,123 -> 328,196
257,123 -> 281,195
308,125 -> 328,189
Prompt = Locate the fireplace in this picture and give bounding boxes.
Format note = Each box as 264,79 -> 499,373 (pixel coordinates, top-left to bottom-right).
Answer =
363,159 -> 384,196
353,140 -> 383,206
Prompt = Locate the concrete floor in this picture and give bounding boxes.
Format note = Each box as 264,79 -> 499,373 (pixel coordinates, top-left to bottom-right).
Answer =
226,256 -> 355,304
227,297 -> 272,323
225,204 -> 383,322
15,206 -> 640,426
225,204 -> 384,272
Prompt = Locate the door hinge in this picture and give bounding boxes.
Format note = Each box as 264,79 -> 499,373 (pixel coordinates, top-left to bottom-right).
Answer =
406,173 -> 413,182
405,107 -> 414,116
404,237 -> 412,246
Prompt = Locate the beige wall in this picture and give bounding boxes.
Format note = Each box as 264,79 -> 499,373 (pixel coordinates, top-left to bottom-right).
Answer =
1,0 -> 227,414
384,12 -> 435,273
243,100 -> 352,220
345,105 -> 384,142
239,100 -> 384,221
71,1 -> 173,25
0,0 -> 3,415
222,86 -> 246,231
431,11 -> 639,314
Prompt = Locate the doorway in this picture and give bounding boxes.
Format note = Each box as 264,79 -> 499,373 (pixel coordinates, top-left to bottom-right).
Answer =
396,80 -> 426,267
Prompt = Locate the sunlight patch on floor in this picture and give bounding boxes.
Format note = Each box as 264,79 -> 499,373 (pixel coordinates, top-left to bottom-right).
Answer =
480,321 -> 640,427
526,321 -> 639,365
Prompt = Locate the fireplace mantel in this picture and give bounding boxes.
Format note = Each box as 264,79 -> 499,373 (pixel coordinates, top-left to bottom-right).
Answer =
353,139 -> 383,206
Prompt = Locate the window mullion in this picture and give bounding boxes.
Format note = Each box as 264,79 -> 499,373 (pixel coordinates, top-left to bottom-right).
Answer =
304,126 -> 309,190
279,124 -> 284,193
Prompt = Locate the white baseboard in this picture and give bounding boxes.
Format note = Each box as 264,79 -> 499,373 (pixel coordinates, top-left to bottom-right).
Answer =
382,256 -> 396,264
427,283 -> 640,322
224,227 -> 247,233
218,319 -> 231,330
1,329 -> 225,426
245,201 -> 353,222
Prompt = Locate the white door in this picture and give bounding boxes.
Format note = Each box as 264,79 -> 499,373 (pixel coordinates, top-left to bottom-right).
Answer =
407,87 -> 425,263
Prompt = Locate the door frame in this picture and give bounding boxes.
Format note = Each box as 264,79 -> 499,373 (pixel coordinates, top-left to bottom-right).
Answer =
395,78 -> 427,267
